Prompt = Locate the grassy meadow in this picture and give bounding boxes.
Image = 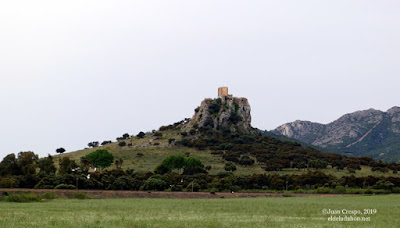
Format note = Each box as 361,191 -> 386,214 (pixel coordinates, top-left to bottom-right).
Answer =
0,195 -> 399,227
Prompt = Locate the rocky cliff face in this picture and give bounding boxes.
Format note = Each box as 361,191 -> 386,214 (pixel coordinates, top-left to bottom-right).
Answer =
185,96 -> 254,133
271,107 -> 400,162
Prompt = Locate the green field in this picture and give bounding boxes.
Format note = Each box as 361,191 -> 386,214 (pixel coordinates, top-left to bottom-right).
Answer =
0,195 -> 399,227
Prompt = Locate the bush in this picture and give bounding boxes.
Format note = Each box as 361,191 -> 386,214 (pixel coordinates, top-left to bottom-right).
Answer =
170,185 -> 183,191
72,192 -> 90,199
42,192 -> 58,199
142,178 -> 168,191
154,132 -> 163,137
54,184 -> 77,189
5,192 -> 41,202
118,141 -> 127,147
364,189 -> 373,194
334,186 -> 346,194
224,162 -> 237,172
315,187 -> 332,194
137,132 -> 146,139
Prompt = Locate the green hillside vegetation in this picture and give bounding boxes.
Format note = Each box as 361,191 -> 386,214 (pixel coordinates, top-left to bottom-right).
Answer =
53,128 -> 400,178
2,97 -> 400,193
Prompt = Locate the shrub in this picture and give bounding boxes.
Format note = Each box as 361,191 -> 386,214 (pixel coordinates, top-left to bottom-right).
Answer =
137,132 -> 146,139
224,162 -> 237,172
42,192 -> 58,199
315,187 -> 332,194
334,186 -> 346,194
170,185 -> 183,191
54,184 -> 77,189
154,132 -> 163,137
118,141 -> 127,147
373,180 -> 394,190
364,189 -> 373,194
72,192 -> 90,199
6,192 -> 41,202
208,99 -> 221,114
142,178 -> 168,191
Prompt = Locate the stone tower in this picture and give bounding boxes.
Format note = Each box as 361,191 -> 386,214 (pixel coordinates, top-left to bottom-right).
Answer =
218,87 -> 229,97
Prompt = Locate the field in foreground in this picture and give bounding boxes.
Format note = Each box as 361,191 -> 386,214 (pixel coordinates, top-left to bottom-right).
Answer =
0,195 -> 399,227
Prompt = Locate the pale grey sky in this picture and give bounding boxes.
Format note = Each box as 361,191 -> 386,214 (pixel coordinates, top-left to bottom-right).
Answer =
1,0 -> 399,158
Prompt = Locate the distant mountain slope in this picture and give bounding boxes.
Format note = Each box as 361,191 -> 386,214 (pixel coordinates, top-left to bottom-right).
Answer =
271,107 -> 400,163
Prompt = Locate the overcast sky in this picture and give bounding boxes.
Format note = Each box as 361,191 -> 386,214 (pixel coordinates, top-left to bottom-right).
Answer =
1,0 -> 399,159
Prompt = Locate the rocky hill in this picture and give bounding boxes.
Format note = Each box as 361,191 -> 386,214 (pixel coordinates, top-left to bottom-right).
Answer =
48,89 -> 400,177
271,107 -> 400,162
184,90 -> 255,134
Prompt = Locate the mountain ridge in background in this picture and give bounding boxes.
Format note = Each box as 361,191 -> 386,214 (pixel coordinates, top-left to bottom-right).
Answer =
270,106 -> 400,162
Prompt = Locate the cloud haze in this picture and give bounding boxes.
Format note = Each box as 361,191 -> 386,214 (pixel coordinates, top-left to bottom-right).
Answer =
1,0 -> 399,158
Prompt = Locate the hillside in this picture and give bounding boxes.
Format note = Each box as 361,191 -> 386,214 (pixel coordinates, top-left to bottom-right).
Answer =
271,107 -> 400,163
55,89 -> 400,178
55,127 -> 400,178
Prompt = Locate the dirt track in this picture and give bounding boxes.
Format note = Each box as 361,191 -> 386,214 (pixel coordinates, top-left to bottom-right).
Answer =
0,188 -> 342,199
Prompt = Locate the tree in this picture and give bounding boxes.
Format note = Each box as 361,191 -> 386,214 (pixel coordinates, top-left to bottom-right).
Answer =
38,155 -> 56,175
137,132 -> 146,139
59,157 -> 78,174
88,141 -> 99,148
161,155 -> 185,171
239,156 -> 255,166
115,157 -> 124,169
101,141 -> 112,146
17,151 -> 38,175
122,133 -> 130,139
85,149 -> 114,169
56,148 -> 66,154
80,156 -> 91,167
183,157 -> 205,175
0,153 -> 20,176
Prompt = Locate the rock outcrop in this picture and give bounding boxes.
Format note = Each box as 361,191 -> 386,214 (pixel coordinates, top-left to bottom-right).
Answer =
185,95 -> 254,133
270,107 -> 400,162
